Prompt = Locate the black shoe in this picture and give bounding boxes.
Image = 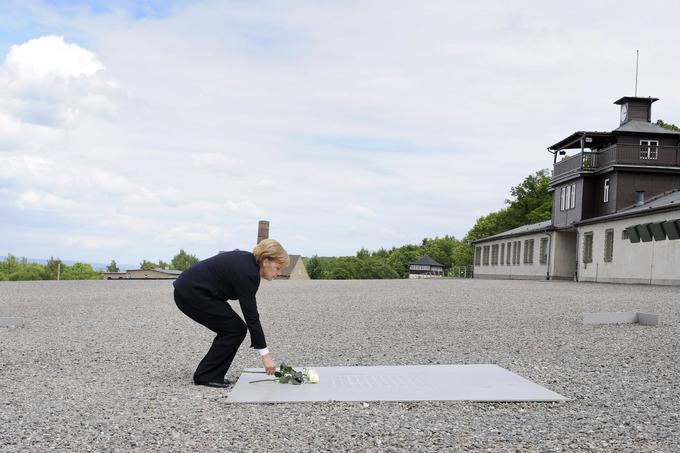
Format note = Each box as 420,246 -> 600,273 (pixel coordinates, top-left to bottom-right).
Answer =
195,380 -> 229,388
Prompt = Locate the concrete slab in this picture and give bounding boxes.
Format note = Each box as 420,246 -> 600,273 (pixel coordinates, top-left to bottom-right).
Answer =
0,317 -> 25,328
582,312 -> 659,326
583,312 -> 637,325
637,312 -> 659,326
227,364 -> 568,403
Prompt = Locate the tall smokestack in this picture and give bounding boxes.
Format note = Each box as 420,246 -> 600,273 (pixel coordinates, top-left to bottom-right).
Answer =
257,220 -> 270,244
635,191 -> 646,206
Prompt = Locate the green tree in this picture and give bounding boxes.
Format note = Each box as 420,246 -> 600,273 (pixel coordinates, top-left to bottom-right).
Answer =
106,260 -> 119,272
9,265 -> 44,281
465,209 -> 512,243
656,119 -> 680,131
356,248 -> 370,259
44,256 -> 63,280
62,263 -> 101,280
386,246 -> 422,278
526,199 -> 553,223
451,240 -> 474,268
504,169 -> 553,227
465,170 -> 552,243
421,236 -> 457,269
171,249 -> 199,271
304,255 -> 324,279
328,262 -> 354,279
357,256 -> 399,279
140,260 -> 158,270
158,260 -> 169,270
0,253 -> 19,275
372,248 -> 389,258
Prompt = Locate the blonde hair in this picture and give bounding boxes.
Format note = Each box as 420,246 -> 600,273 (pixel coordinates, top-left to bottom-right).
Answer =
253,239 -> 290,267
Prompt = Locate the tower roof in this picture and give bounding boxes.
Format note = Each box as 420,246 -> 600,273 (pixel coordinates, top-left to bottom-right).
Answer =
409,256 -> 443,267
614,96 -> 658,105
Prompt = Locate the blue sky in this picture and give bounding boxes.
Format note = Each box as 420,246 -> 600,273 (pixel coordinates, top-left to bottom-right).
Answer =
1,0 -> 680,266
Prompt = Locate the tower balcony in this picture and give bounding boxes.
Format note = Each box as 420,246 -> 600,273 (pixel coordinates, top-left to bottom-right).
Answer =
552,143 -> 680,180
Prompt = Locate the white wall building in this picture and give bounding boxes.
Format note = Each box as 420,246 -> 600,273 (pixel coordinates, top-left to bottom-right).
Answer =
473,94 -> 680,286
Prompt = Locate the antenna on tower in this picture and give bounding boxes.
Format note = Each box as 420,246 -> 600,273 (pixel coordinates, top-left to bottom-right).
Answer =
634,49 -> 639,96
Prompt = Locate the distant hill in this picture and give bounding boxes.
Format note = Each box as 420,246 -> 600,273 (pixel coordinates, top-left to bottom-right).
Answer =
0,256 -> 138,272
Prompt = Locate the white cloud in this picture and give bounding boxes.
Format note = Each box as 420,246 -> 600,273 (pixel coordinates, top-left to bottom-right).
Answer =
345,203 -> 376,219
0,35 -> 120,128
63,234 -> 130,249
4,35 -> 104,79
0,154 -> 53,180
107,214 -> 160,233
160,224 -> 225,242
191,152 -> 241,169
225,200 -> 265,217
15,190 -> 75,210
254,179 -> 275,190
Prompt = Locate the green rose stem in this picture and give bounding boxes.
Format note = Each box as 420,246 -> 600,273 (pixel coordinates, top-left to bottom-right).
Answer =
249,379 -> 278,384
244,363 -> 310,385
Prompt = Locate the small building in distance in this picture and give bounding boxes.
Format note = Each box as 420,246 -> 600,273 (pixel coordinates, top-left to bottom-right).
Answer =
408,256 -> 444,278
277,254 -> 310,280
103,268 -> 181,280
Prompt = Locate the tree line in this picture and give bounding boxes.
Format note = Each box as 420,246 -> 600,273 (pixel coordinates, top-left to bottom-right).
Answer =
0,255 -> 102,281
0,249 -> 200,281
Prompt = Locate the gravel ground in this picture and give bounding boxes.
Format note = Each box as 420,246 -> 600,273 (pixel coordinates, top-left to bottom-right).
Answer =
1,278 -> 678,452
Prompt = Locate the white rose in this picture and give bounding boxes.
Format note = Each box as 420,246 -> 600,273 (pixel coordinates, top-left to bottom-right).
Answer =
306,370 -> 319,383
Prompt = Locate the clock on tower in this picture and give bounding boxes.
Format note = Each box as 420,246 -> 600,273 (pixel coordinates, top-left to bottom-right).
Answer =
614,96 -> 658,124
620,103 -> 628,124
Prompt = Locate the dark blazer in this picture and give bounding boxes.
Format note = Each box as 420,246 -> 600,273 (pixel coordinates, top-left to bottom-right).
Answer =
173,250 -> 266,349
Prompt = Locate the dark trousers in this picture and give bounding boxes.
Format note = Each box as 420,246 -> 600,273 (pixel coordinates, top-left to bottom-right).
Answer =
174,291 -> 247,384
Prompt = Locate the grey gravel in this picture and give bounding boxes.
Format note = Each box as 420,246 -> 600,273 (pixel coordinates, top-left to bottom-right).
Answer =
1,279 -> 678,451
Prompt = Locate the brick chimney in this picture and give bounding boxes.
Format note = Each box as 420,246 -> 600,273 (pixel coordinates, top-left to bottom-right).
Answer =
257,220 -> 270,244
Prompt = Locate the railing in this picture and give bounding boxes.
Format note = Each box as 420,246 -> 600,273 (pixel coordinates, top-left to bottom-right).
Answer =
553,154 -> 582,175
448,265 -> 473,278
552,144 -> 680,178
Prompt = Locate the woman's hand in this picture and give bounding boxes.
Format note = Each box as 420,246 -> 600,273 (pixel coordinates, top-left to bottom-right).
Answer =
262,354 -> 276,375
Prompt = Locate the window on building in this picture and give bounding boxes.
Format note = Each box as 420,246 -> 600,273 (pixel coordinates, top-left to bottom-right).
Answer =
513,241 -> 521,265
475,247 -> 482,266
506,242 -> 512,265
604,229 -> 614,263
539,237 -> 548,265
640,140 -> 659,160
604,179 -> 610,203
583,232 -> 593,264
483,245 -> 490,265
517,241 -> 522,264
621,229 -> 629,240
491,244 -> 499,265
500,243 -> 505,266
560,184 -> 577,211
523,239 -> 534,264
